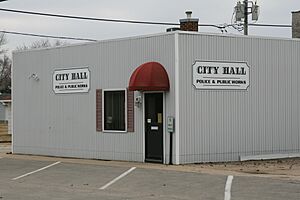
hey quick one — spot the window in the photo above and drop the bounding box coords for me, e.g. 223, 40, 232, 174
103, 90, 126, 131
96, 88, 134, 132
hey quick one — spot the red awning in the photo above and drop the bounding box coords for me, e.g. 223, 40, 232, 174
129, 62, 170, 91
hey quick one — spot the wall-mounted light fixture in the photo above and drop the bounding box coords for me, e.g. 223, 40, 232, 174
134, 96, 142, 107
29, 73, 39, 81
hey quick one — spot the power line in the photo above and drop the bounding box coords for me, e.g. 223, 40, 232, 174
248, 23, 292, 28
222, 22, 292, 33
0, 7, 293, 41
0, 8, 219, 28
0, 8, 179, 26
0, 30, 98, 42
0, 8, 293, 29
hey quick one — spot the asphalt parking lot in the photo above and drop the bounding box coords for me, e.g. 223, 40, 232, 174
0, 155, 299, 200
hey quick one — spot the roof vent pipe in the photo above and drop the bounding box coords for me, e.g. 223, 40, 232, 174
186, 11, 192, 19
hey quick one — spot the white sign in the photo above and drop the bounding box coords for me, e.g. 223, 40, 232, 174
53, 67, 90, 94
193, 61, 249, 90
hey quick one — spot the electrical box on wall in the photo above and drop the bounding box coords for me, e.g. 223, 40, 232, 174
167, 116, 175, 133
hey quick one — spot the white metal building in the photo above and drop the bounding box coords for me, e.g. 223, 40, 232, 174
12, 30, 300, 164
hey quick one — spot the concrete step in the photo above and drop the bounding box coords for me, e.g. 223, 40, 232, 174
0, 142, 11, 153
0, 134, 11, 143
0, 123, 10, 142
0, 124, 8, 128
0, 124, 8, 133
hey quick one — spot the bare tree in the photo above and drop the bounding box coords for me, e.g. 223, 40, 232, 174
0, 55, 11, 93
0, 33, 11, 93
0, 33, 7, 54
17, 39, 69, 51
0, 38, 69, 93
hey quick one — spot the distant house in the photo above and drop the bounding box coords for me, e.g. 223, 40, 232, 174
0, 94, 12, 135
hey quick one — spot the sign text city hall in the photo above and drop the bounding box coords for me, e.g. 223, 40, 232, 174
193, 61, 249, 90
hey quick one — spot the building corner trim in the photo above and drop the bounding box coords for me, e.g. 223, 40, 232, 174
174, 33, 180, 164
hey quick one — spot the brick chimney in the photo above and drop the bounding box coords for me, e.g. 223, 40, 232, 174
292, 11, 300, 38
180, 11, 199, 32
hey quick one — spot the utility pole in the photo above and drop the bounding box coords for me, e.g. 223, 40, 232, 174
234, 1, 259, 35
244, 0, 248, 35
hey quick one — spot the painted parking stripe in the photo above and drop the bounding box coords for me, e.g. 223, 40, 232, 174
224, 175, 234, 200
99, 167, 136, 190
12, 161, 61, 180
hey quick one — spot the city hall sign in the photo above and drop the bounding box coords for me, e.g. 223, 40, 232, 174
53, 67, 90, 94
193, 61, 249, 90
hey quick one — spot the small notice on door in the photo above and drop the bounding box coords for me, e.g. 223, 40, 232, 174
157, 113, 162, 124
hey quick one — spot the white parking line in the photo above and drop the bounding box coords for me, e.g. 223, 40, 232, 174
12, 161, 61, 180
99, 167, 136, 190
224, 175, 234, 200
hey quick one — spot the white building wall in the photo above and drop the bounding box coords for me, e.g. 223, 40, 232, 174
177, 32, 300, 163
13, 33, 176, 163
13, 31, 300, 164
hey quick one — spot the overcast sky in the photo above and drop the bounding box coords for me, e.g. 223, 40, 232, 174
0, 0, 299, 54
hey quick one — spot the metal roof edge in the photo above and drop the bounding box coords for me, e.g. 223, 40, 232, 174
176, 31, 300, 42
12, 30, 300, 56
12, 31, 177, 55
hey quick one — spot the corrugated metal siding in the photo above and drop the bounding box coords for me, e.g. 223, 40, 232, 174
178, 33, 300, 163
13, 33, 175, 162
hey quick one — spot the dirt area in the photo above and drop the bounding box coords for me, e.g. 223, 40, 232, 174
184, 158, 300, 180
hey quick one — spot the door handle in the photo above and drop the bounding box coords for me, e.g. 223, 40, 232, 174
151, 126, 159, 130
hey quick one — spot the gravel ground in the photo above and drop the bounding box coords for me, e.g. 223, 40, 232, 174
187, 158, 300, 180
